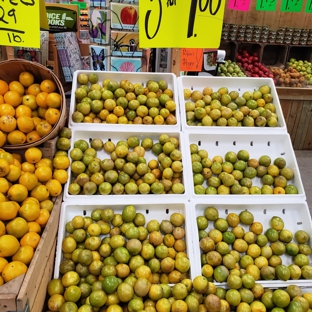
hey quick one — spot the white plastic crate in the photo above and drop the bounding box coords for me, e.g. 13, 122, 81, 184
178, 76, 287, 134
192, 201, 312, 288
69, 70, 181, 132
54, 201, 197, 282
63, 129, 189, 203
186, 132, 305, 202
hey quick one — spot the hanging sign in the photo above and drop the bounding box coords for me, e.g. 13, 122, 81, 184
305, 0, 312, 12
281, 0, 303, 12
139, 0, 226, 48
228, 0, 251, 11
180, 48, 203, 71
256, 0, 278, 11
0, 0, 40, 48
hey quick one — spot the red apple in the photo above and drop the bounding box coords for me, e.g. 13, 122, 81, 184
120, 6, 138, 25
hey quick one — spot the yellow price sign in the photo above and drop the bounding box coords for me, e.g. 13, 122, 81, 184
139, 0, 225, 48
0, 0, 40, 48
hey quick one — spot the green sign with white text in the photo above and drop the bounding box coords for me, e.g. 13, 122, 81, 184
46, 6, 77, 32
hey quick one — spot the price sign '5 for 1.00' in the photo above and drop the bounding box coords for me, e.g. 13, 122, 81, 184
139, 0, 226, 48
0, 0, 40, 48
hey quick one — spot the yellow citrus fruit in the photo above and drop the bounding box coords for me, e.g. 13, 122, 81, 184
45, 108, 60, 125
0, 256, 8, 273
40, 79, 57, 93
0, 115, 17, 132
7, 183, 28, 202
21, 162, 35, 173
11, 153, 22, 163
0, 177, 10, 193
6, 164, 21, 182
34, 208, 50, 226
0, 80, 9, 95
30, 184, 50, 202
26, 83, 41, 96
0, 131, 7, 147
15, 104, 32, 118
9, 80, 25, 95
46, 92, 61, 109
6, 217, 29, 238
0, 159, 10, 177
27, 221, 41, 234
19, 201, 41, 221
19, 71, 35, 87
26, 130, 41, 144
35, 165, 52, 183
36, 120, 52, 137
24, 147, 42, 164
46, 179, 62, 197
40, 199, 54, 212
0, 103, 15, 116
22, 197, 39, 206
0, 234, 20, 257
12, 245, 34, 265
19, 172, 38, 191
4, 90, 22, 107
0, 151, 14, 164
35, 157, 53, 169
32, 117, 42, 127
0, 192, 7, 203
7, 130, 26, 145
20, 231, 41, 248
35, 92, 49, 108
0, 201, 19, 221
53, 169, 68, 184
17, 116, 35, 133
2, 260, 28, 283
0, 220, 5, 235
53, 155, 70, 170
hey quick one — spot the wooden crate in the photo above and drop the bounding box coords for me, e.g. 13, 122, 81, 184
0, 194, 63, 312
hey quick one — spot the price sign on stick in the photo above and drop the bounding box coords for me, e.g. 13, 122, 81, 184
0, 0, 40, 48
305, 0, 312, 12
228, 0, 251, 12
180, 48, 203, 71
281, 0, 303, 12
139, 0, 226, 48
256, 0, 278, 11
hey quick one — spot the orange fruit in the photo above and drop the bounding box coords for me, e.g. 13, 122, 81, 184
52, 155, 70, 170
0, 201, 19, 221
7, 183, 28, 202
22, 197, 39, 206
31, 110, 38, 117
46, 179, 62, 197
21, 162, 35, 173
12, 153, 22, 163
0, 257, 8, 274
19, 201, 41, 221
19, 71, 35, 87
13, 158, 21, 169
35, 92, 49, 108
26, 83, 41, 96
0, 103, 15, 116
53, 169, 68, 184
0, 151, 13, 165
0, 95, 3, 104
4, 91, 22, 107
25, 147, 42, 164
9, 81, 24, 96
2, 260, 28, 283
0, 131, 7, 147
0, 234, 20, 257
26, 131, 41, 144
40, 79, 57, 93
46, 92, 61, 108
0, 220, 5, 236
0, 80, 9, 95
36, 120, 52, 137
30, 184, 50, 202
22, 94, 37, 110
40, 199, 54, 212
20, 231, 41, 248
6, 216, 29, 238
35, 158, 53, 169
19, 172, 38, 191
12, 245, 34, 265
27, 221, 42, 234
32, 117, 41, 127
37, 107, 47, 119
35, 208, 50, 226
45, 108, 60, 125
15, 104, 32, 118
0, 177, 10, 193
5, 164, 21, 182
0, 115, 17, 132
35, 166, 52, 183
7, 130, 26, 145
17, 116, 35, 133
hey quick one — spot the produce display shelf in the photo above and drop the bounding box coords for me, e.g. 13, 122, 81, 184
178, 76, 287, 134
63, 129, 189, 203
192, 201, 312, 288
54, 201, 196, 281
69, 70, 181, 132
186, 132, 306, 202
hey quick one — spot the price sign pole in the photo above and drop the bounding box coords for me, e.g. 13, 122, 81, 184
139, 0, 226, 49
0, 0, 40, 48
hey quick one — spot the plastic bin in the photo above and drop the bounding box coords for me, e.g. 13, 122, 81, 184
54, 201, 197, 282
69, 70, 181, 132
178, 76, 287, 134
192, 201, 312, 288
63, 129, 189, 203
186, 132, 305, 202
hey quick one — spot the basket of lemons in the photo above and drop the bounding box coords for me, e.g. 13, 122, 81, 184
0, 59, 67, 149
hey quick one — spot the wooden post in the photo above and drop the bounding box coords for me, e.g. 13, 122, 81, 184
170, 48, 181, 76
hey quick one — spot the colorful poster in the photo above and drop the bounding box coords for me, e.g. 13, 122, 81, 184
111, 57, 142, 72
228, 0, 251, 11
180, 48, 203, 72
281, 0, 303, 12
139, 0, 225, 48
111, 31, 142, 56
110, 3, 138, 31
256, 0, 278, 11
89, 9, 109, 44
89, 45, 109, 71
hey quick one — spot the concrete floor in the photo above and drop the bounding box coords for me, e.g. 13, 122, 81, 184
295, 150, 312, 213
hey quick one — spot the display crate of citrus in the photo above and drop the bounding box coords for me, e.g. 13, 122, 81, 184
0, 59, 67, 149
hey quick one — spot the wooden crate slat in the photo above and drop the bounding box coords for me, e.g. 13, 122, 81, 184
288, 100, 303, 144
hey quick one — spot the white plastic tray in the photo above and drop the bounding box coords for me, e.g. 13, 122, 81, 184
63, 129, 189, 203
178, 76, 287, 134
69, 70, 181, 132
54, 201, 197, 281
186, 132, 306, 202
192, 201, 312, 288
